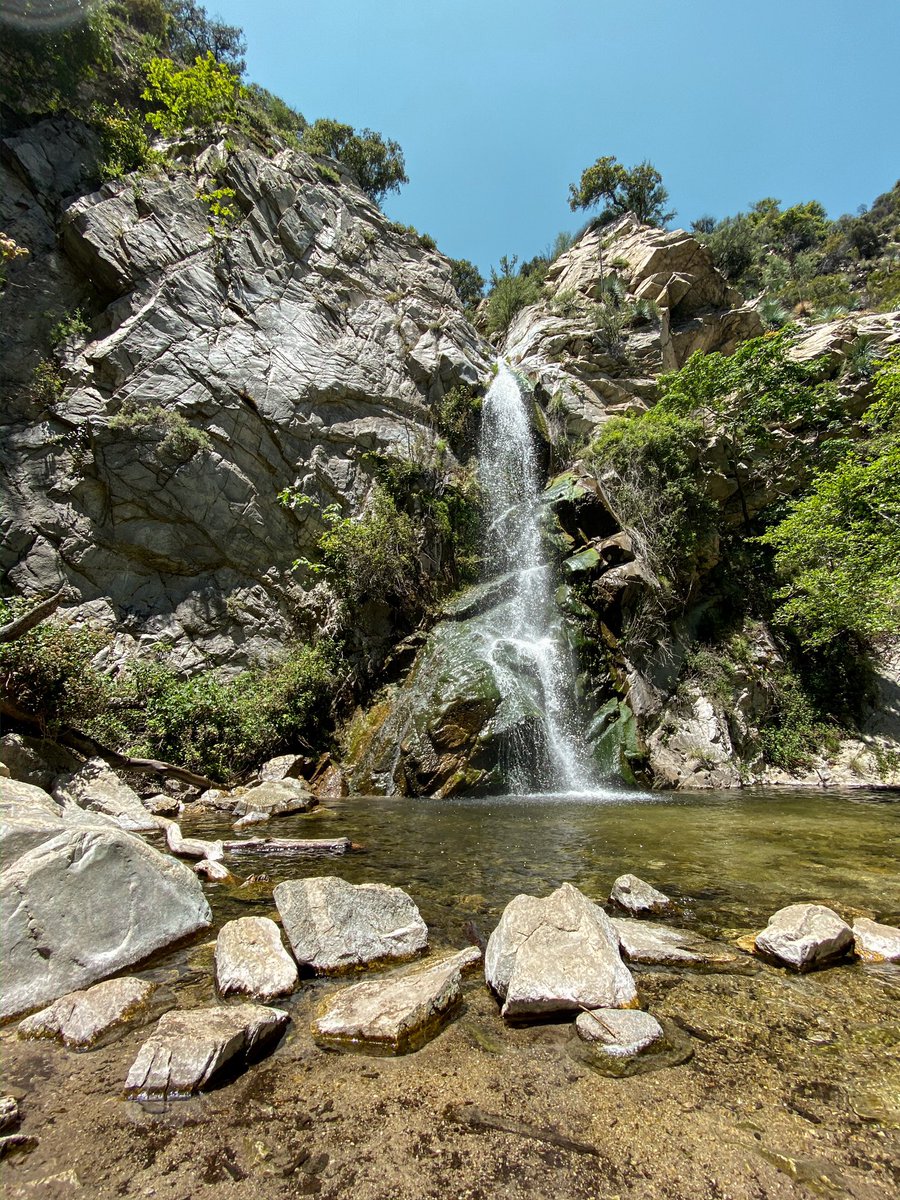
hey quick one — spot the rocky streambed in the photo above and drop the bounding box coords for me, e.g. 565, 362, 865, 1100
1, 780, 898, 1199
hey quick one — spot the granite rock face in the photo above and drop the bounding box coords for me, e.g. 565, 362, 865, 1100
125, 1004, 288, 1098
755, 903, 853, 971
215, 916, 299, 1001
273, 876, 428, 972
485, 882, 637, 1019
17, 976, 154, 1048
0, 827, 211, 1018
0, 119, 490, 673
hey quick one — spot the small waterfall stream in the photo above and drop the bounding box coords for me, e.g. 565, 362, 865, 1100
477, 362, 595, 792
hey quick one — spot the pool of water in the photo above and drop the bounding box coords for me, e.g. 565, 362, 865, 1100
183, 787, 900, 947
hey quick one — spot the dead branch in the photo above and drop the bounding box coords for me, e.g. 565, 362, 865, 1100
0, 589, 68, 644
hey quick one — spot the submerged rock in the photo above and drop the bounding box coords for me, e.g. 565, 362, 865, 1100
575, 1008, 664, 1056
609, 874, 673, 915
852, 917, 900, 963
0, 827, 211, 1019
755, 903, 853, 971
611, 917, 743, 968
485, 882, 637, 1019
274, 876, 428, 972
232, 779, 316, 818
311, 947, 480, 1054
53, 759, 159, 833
125, 1004, 288, 1099
17, 977, 154, 1048
215, 916, 298, 1001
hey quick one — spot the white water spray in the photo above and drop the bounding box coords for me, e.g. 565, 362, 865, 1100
477, 363, 596, 792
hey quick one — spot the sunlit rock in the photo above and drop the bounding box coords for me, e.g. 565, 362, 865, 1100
755, 903, 853, 971
215, 916, 298, 1001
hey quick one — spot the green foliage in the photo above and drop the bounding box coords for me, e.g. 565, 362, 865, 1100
449, 258, 485, 310
483, 256, 543, 335
588, 408, 715, 583
29, 361, 65, 407
300, 119, 407, 205
239, 83, 305, 144
142, 51, 241, 136
436, 385, 482, 458
91, 100, 161, 179
162, 0, 246, 74
0, 0, 113, 114
569, 155, 673, 227
118, 644, 333, 780
108, 401, 212, 460
0, 600, 111, 731
758, 667, 839, 769
198, 185, 238, 233
50, 308, 91, 348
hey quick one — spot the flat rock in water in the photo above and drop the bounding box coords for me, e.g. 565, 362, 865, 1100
485, 882, 637, 1019
312, 947, 479, 1054
755, 903, 853, 971
215, 916, 298, 1001
232, 779, 316, 818
53, 758, 159, 833
852, 917, 900, 963
274, 876, 428, 972
611, 917, 743, 967
165, 821, 224, 862
0, 827, 211, 1019
17, 976, 154, 1048
575, 1008, 664, 1056
125, 1004, 288, 1099
609, 873, 673, 915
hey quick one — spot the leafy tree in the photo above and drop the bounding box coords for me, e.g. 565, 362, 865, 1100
569, 155, 673, 227
142, 51, 241, 136
163, 0, 246, 74
300, 119, 408, 205
449, 258, 485, 310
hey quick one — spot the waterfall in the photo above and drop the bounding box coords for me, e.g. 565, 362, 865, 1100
477, 362, 595, 793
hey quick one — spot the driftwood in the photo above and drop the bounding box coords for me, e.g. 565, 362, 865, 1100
224, 836, 352, 856
0, 589, 68, 644
445, 1103, 601, 1157
0, 697, 219, 791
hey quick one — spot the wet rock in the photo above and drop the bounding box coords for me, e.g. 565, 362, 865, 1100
852, 917, 900, 963
233, 810, 269, 828
0, 1096, 19, 1134
215, 916, 298, 1001
575, 1008, 664, 1056
53, 759, 158, 833
165, 821, 224, 861
1, 827, 211, 1018
125, 1004, 289, 1099
755, 903, 853, 971
232, 779, 317, 818
17, 977, 154, 1048
312, 947, 479, 1054
609, 873, 672, 915
485, 882, 637, 1019
274, 876, 428, 972
194, 857, 232, 882
612, 917, 743, 967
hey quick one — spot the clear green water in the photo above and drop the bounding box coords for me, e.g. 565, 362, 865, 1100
185, 788, 900, 946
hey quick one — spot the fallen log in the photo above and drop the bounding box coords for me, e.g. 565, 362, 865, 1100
0, 588, 68, 643
224, 836, 352, 856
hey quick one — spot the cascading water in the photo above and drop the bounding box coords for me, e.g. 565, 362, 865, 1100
477, 362, 596, 793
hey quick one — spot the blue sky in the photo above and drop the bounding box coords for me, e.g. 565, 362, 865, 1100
213, 0, 900, 277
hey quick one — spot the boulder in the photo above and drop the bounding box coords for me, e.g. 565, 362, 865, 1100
53, 758, 159, 833
232, 779, 317, 818
312, 947, 480, 1054
258, 754, 311, 783
125, 1004, 289, 1099
0, 827, 211, 1018
273, 876, 428, 973
852, 917, 900, 963
611, 918, 742, 968
1, 811, 65, 870
0, 734, 81, 792
143, 793, 181, 817
485, 882, 637, 1019
609, 874, 673, 915
575, 1008, 664, 1057
194, 858, 232, 882
165, 821, 224, 862
17, 977, 154, 1048
755, 903, 853, 971
0, 776, 62, 819
215, 916, 298, 1001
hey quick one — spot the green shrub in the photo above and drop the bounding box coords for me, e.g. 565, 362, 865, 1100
300, 119, 407, 205
449, 258, 485, 311
29, 361, 64, 407
483, 257, 543, 335
50, 308, 91, 348
142, 51, 241, 136
0, 601, 112, 732
198, 185, 238, 233
0, 0, 113, 114
436, 385, 482, 457
758, 667, 838, 769
108, 401, 212, 460
91, 101, 160, 179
